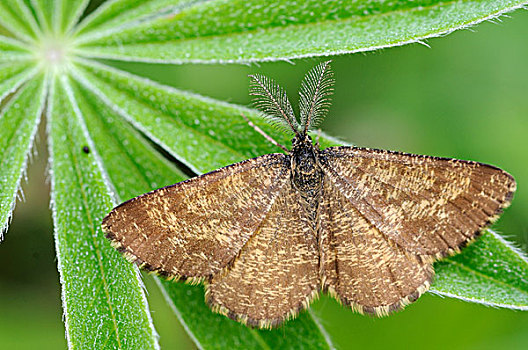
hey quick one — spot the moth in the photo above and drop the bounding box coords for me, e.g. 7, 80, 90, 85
102, 61, 516, 328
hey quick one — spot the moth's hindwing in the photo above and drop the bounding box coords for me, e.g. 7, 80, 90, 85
319, 178, 433, 316
206, 181, 320, 329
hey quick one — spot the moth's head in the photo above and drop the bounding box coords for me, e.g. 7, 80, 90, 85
291, 133, 313, 149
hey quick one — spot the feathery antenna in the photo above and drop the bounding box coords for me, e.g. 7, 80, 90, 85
299, 61, 334, 134
249, 74, 299, 134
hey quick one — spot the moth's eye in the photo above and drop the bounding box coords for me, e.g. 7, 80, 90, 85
292, 137, 297, 145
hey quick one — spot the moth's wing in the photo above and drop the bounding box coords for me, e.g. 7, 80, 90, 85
102, 153, 290, 280
206, 183, 320, 328
320, 146, 516, 258
320, 179, 433, 315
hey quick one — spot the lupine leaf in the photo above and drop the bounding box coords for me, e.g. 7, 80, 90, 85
158, 278, 334, 349
73, 0, 528, 63
0, 35, 32, 61
74, 0, 198, 38
0, 0, 527, 348
29, 0, 54, 33
56, 0, 90, 34
47, 74, 159, 350
432, 230, 528, 309
0, 0, 40, 42
0, 61, 37, 102
0, 73, 46, 237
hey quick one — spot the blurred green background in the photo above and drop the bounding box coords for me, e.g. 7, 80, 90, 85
1, 9, 528, 350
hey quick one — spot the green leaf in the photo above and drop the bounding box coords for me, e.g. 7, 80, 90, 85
66, 73, 186, 200
47, 74, 159, 350
0, 0, 41, 42
432, 230, 528, 309
0, 73, 46, 237
0, 35, 33, 61
67, 61, 335, 349
29, 0, 54, 33
1, 0, 527, 348
27, 0, 89, 35
74, 0, 195, 37
56, 0, 90, 35
0, 60, 38, 102
73, 0, 528, 63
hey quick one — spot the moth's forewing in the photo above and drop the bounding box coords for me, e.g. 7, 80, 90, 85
102, 153, 289, 280
320, 146, 516, 258
206, 182, 320, 329
319, 179, 433, 316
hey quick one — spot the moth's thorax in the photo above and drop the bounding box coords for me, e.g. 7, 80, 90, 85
290, 135, 324, 197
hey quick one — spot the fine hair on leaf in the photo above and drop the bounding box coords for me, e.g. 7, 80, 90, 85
249, 73, 299, 133
299, 60, 334, 134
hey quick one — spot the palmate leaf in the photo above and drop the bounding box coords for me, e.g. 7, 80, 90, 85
0, 0, 40, 42
0, 60, 38, 103
56, 0, 91, 34
69, 58, 339, 172
30, 0, 91, 35
73, 0, 194, 36
30, 0, 54, 33
0, 35, 32, 62
0, 0, 527, 349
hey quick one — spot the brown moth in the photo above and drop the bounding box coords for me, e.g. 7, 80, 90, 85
102, 61, 516, 329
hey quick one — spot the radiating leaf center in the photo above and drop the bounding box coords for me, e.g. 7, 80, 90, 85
37, 36, 72, 73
